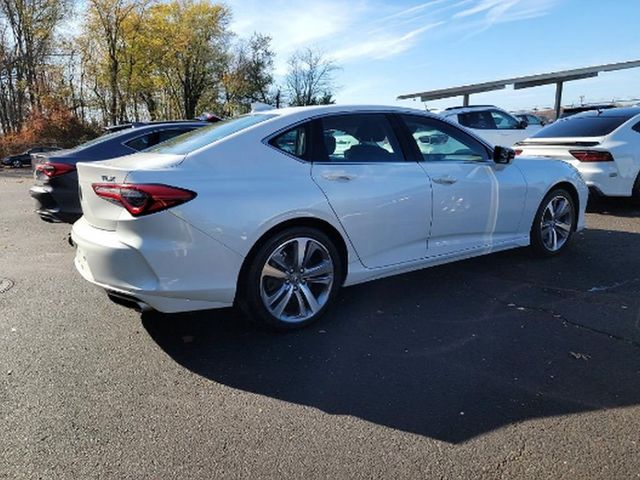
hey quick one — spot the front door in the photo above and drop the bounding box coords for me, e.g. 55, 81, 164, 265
399, 114, 526, 257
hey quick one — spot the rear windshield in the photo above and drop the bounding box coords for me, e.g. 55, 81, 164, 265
148, 114, 277, 154
533, 115, 630, 138
68, 129, 132, 151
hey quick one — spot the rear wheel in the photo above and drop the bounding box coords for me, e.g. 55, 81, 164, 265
12, 159, 22, 168
530, 188, 576, 257
239, 227, 343, 330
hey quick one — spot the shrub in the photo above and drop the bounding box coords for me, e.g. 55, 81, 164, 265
0, 100, 101, 158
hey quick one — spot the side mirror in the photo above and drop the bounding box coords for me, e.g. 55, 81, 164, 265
517, 120, 528, 129
493, 146, 515, 164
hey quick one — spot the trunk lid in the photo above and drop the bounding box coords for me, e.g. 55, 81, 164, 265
77, 152, 184, 230
516, 136, 605, 163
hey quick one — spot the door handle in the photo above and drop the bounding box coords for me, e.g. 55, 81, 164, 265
432, 176, 457, 185
322, 172, 355, 182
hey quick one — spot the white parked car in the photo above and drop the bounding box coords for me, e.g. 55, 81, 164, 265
516, 107, 640, 198
71, 105, 587, 329
441, 105, 541, 146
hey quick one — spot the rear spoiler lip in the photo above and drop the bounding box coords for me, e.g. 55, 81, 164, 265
515, 140, 601, 147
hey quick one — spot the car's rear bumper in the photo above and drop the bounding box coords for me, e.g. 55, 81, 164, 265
29, 185, 82, 223
71, 215, 244, 313
572, 161, 634, 197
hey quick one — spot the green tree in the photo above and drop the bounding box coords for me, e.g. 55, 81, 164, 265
222, 32, 275, 115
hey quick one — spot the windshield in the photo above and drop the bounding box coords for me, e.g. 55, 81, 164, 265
533, 115, 632, 138
148, 114, 277, 155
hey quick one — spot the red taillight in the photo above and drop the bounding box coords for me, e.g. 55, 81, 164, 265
514, 149, 523, 156
91, 183, 196, 217
569, 150, 614, 162
36, 161, 76, 178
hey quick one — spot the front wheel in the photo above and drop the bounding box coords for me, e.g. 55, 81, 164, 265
239, 227, 344, 330
530, 188, 576, 257
12, 159, 22, 168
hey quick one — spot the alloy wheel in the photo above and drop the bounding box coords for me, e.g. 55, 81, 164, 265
259, 237, 334, 323
540, 195, 573, 252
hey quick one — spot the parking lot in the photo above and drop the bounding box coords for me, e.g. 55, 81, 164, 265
1, 167, 640, 479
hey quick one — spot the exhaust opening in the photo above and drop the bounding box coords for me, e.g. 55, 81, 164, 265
106, 290, 153, 313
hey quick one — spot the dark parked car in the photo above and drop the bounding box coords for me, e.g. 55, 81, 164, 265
559, 104, 617, 118
30, 121, 210, 223
2, 146, 62, 168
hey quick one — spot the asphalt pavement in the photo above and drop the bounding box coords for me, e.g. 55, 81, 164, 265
1, 167, 640, 479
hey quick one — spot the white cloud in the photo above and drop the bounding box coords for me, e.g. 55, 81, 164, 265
331, 22, 444, 62
224, 0, 560, 77
454, 0, 558, 25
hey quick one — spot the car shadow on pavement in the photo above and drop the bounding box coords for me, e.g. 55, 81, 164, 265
142, 228, 640, 444
587, 195, 640, 217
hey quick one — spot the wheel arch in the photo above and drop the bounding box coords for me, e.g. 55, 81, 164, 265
537, 181, 580, 231
236, 217, 350, 299
543, 181, 580, 231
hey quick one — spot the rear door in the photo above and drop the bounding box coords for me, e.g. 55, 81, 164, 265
457, 111, 502, 145
308, 113, 432, 268
488, 109, 529, 146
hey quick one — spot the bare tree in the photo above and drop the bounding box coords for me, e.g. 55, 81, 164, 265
285, 48, 338, 106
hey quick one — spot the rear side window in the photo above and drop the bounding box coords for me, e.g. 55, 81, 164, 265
534, 116, 630, 138
269, 125, 308, 159
148, 114, 276, 154
458, 111, 497, 130
315, 114, 404, 163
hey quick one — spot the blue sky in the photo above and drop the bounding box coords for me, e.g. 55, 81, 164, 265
227, 0, 640, 111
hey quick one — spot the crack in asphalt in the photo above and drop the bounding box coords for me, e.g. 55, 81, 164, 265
477, 286, 640, 350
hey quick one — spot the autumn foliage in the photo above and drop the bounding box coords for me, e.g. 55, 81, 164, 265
0, 100, 100, 158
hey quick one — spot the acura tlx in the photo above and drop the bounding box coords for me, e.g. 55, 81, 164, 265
72, 105, 587, 330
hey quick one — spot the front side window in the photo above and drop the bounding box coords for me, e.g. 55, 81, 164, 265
402, 115, 487, 162
490, 110, 520, 129
269, 125, 308, 159
527, 115, 542, 125
316, 114, 403, 163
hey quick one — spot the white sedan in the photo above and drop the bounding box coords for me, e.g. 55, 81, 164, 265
515, 107, 640, 199
439, 105, 541, 146
72, 105, 587, 329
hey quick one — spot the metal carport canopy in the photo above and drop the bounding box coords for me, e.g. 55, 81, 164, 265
397, 59, 640, 117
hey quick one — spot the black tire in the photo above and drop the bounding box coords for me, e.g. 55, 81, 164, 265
632, 173, 640, 204
530, 188, 576, 257
238, 227, 344, 331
